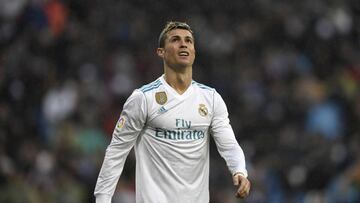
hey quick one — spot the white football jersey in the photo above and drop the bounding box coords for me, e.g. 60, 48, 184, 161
94, 75, 248, 203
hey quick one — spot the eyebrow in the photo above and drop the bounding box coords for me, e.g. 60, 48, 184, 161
169, 35, 194, 40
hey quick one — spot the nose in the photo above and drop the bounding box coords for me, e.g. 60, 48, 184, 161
179, 39, 187, 48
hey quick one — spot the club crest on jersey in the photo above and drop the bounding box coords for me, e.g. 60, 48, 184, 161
198, 104, 208, 117
155, 91, 167, 105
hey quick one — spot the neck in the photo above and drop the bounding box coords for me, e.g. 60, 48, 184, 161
164, 65, 192, 95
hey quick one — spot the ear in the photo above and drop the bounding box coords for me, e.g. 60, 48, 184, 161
157, 48, 164, 58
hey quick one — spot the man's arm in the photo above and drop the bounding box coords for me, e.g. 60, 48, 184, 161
94, 90, 147, 203
210, 91, 250, 198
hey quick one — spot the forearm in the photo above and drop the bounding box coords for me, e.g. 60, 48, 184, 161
214, 130, 248, 177
94, 138, 134, 198
211, 91, 248, 177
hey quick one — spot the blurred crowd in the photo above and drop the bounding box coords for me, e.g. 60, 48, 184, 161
1, 0, 360, 202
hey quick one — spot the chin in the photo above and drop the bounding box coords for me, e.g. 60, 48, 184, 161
178, 59, 194, 66
173, 63, 191, 70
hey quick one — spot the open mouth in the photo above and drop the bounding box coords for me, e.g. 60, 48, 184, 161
179, 51, 189, 56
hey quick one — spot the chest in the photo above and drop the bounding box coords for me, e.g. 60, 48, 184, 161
147, 92, 213, 131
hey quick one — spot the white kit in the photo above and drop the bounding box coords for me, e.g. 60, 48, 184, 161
94, 75, 248, 203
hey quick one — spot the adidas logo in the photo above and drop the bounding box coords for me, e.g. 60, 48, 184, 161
159, 106, 167, 113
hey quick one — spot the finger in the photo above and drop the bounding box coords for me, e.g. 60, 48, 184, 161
237, 190, 249, 198
236, 180, 250, 198
236, 187, 249, 198
239, 177, 247, 192
236, 189, 248, 198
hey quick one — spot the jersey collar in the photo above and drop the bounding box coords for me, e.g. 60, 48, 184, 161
160, 75, 194, 100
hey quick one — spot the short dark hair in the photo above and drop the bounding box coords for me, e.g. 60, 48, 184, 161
158, 21, 194, 48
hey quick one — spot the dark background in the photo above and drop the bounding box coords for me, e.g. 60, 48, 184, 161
0, 0, 359, 202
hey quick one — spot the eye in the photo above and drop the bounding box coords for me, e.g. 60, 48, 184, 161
170, 37, 179, 42
184, 37, 194, 44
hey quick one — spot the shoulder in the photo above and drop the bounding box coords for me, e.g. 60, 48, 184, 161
191, 80, 215, 93
125, 89, 146, 105
138, 78, 164, 94
192, 81, 225, 103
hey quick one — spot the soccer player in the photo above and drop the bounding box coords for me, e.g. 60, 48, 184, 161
94, 21, 251, 203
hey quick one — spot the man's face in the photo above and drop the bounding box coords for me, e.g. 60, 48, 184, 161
157, 29, 195, 69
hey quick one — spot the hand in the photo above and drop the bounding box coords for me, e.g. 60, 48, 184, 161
233, 172, 251, 198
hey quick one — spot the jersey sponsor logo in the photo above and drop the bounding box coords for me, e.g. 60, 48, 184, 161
198, 104, 208, 117
176, 118, 191, 128
154, 118, 205, 140
155, 91, 167, 105
154, 127, 205, 140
